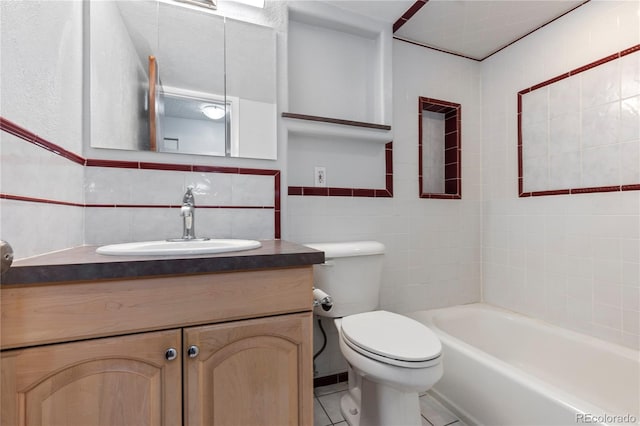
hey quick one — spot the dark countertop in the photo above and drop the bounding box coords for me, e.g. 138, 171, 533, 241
1, 240, 324, 286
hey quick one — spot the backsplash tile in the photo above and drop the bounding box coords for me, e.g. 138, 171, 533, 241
186, 172, 234, 206
231, 174, 274, 206
1, 117, 282, 256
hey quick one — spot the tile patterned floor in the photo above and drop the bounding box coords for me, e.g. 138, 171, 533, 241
314, 382, 466, 426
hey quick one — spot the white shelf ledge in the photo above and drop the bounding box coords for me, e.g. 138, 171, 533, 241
282, 113, 392, 143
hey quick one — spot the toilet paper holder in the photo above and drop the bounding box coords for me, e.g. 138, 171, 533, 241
312, 287, 333, 311
1, 240, 14, 275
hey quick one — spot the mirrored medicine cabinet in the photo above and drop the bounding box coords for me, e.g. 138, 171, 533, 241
88, 0, 277, 160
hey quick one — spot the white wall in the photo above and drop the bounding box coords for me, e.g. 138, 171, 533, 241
481, 0, 640, 349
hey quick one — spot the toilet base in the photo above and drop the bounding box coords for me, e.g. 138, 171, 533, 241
340, 375, 423, 426
340, 391, 360, 426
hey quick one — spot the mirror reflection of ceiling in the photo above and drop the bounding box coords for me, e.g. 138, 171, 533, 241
115, 0, 224, 94
329, 0, 588, 61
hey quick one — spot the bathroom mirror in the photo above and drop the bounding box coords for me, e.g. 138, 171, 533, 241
418, 97, 462, 199
88, 0, 277, 159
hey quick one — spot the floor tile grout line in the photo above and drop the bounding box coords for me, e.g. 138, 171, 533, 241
316, 388, 461, 426
315, 388, 348, 397
423, 414, 435, 426
315, 396, 334, 426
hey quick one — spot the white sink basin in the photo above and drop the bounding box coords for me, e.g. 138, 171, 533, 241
96, 239, 262, 256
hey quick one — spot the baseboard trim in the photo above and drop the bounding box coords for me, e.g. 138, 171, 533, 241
314, 371, 348, 388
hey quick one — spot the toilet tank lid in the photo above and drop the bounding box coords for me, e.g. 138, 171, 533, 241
304, 241, 385, 258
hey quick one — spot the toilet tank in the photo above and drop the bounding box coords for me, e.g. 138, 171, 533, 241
305, 241, 385, 318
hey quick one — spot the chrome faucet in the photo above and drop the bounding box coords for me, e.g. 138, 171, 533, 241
167, 187, 209, 242
180, 187, 197, 240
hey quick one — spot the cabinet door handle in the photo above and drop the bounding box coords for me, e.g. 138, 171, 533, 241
187, 345, 200, 358
165, 347, 178, 361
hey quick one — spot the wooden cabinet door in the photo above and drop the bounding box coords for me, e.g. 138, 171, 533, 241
184, 313, 313, 426
1, 330, 182, 426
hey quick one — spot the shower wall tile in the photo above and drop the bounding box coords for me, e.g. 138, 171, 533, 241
620, 53, 640, 99
519, 43, 639, 195
483, 0, 640, 350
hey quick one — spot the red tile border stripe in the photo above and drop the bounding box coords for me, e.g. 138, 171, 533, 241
1, 117, 86, 166
393, 37, 480, 62
1, 195, 276, 210
0, 193, 84, 207
0, 116, 282, 238
394, 1, 589, 62
622, 184, 640, 191
393, 0, 428, 33
85, 159, 140, 169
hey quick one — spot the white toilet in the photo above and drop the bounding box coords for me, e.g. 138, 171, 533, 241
306, 241, 443, 426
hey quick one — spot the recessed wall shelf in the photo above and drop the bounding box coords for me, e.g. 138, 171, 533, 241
285, 2, 393, 197
419, 97, 462, 199
286, 2, 392, 127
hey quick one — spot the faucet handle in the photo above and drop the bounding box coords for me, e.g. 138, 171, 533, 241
183, 186, 195, 205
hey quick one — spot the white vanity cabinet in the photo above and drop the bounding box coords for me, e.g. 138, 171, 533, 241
1, 266, 314, 426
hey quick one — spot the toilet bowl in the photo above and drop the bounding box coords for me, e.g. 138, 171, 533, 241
305, 241, 443, 426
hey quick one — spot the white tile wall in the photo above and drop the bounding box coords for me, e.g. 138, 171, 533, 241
1, 134, 84, 204
0, 199, 84, 259
290, 40, 483, 376
482, 0, 640, 349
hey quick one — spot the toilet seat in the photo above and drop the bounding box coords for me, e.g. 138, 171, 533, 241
340, 311, 442, 368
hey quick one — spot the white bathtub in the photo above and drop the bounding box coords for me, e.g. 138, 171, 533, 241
408, 303, 639, 426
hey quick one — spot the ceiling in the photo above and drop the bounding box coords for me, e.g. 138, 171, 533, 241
327, 0, 588, 61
